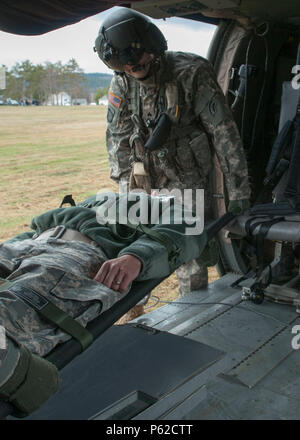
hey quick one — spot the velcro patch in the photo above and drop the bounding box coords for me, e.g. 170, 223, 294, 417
107, 107, 115, 123
108, 92, 122, 108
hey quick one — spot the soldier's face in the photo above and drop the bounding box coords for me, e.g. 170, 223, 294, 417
123, 52, 152, 79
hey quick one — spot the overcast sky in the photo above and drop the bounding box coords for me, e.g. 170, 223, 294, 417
0, 7, 216, 74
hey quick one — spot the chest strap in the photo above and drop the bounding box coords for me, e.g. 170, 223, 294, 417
0, 279, 93, 352
128, 76, 140, 115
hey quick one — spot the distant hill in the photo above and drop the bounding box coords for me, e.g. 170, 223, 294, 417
84, 73, 113, 92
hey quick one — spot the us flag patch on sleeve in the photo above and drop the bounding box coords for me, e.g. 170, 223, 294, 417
108, 92, 122, 108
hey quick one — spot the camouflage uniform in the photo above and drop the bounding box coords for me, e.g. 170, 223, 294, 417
0, 239, 111, 356
0, 194, 207, 357
106, 51, 251, 294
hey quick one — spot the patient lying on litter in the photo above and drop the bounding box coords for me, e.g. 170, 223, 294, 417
0, 192, 207, 417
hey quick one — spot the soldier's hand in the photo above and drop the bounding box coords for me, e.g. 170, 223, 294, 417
93, 254, 142, 293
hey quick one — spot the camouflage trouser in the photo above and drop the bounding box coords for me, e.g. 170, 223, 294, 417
176, 257, 208, 297
0, 237, 129, 357
0, 331, 25, 392
174, 186, 211, 296
0, 333, 21, 391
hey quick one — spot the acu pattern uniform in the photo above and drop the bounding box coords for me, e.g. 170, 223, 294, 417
106, 51, 251, 295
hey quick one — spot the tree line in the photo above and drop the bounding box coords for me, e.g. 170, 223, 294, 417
1, 59, 91, 104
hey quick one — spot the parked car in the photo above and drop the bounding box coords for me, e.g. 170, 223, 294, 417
6, 98, 19, 105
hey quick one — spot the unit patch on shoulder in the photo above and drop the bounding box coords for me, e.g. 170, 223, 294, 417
108, 92, 122, 108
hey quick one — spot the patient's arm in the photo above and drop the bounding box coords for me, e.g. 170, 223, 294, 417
93, 254, 142, 294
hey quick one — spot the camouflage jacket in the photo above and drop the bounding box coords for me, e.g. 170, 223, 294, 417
106, 51, 251, 201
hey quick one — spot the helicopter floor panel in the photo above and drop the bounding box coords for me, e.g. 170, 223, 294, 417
131, 274, 300, 419
21, 324, 223, 420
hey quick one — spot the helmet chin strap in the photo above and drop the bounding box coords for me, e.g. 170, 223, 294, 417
131, 63, 146, 72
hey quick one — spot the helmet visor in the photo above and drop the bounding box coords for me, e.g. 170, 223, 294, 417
118, 46, 144, 65
95, 16, 150, 71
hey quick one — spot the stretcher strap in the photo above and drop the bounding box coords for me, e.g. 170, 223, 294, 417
0, 279, 93, 352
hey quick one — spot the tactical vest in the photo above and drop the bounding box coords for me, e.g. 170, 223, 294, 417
125, 52, 213, 191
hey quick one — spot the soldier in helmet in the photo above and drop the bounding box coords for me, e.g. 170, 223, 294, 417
94, 7, 251, 297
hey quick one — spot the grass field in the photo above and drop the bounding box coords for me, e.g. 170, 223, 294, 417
0, 105, 218, 314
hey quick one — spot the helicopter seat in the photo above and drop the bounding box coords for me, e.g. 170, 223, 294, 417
226, 76, 300, 244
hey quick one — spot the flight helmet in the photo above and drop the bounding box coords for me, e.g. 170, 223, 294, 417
94, 7, 167, 72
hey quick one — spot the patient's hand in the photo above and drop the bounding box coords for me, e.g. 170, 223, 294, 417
93, 254, 142, 294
